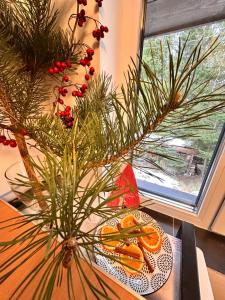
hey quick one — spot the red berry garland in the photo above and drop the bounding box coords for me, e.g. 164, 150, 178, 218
48, 0, 108, 130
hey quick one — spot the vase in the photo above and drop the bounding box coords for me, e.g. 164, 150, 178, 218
5, 159, 41, 211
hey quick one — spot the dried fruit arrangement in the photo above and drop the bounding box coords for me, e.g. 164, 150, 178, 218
100, 214, 162, 274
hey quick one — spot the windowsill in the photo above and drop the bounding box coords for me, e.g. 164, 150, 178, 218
137, 178, 197, 207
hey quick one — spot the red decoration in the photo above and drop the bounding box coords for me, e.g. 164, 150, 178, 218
107, 164, 140, 208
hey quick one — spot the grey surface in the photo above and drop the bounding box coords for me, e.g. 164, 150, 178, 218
145, 0, 225, 37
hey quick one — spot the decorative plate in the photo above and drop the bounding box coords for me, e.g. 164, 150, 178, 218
94, 210, 173, 295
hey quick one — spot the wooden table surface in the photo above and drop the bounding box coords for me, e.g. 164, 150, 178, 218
0, 200, 143, 300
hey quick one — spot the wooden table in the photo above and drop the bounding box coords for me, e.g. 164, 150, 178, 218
0, 200, 143, 300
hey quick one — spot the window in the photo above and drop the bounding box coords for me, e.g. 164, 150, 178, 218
136, 2, 225, 211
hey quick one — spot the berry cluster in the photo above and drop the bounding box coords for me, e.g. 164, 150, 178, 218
95, 0, 103, 7
92, 25, 108, 41
56, 106, 75, 128
80, 48, 94, 67
78, 0, 87, 5
72, 83, 88, 98
77, 9, 86, 27
48, 61, 72, 75
0, 135, 17, 148
58, 87, 68, 97
48, 0, 108, 130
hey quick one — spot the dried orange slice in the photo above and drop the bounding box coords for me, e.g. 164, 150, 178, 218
101, 226, 120, 251
120, 214, 138, 229
138, 225, 161, 252
120, 243, 144, 274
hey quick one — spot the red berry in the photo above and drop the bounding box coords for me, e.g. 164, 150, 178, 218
85, 74, 90, 81
104, 26, 109, 32
80, 9, 85, 16
67, 122, 73, 128
48, 68, 55, 75
84, 58, 91, 66
63, 75, 69, 82
65, 106, 71, 111
90, 67, 95, 73
92, 30, 97, 38
77, 91, 84, 97
57, 98, 64, 104
61, 62, 67, 69
55, 61, 61, 68
80, 59, 86, 66
0, 135, 6, 143
53, 67, 59, 74
87, 48, 94, 56
78, 20, 84, 27
72, 90, 78, 97
81, 84, 88, 92
9, 139, 17, 148
3, 140, 10, 146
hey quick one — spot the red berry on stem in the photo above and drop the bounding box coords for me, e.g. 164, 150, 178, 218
85, 74, 90, 80
9, 139, 17, 148
63, 75, 69, 82
3, 140, 10, 146
81, 84, 88, 92
61, 62, 67, 69
57, 98, 64, 105
80, 9, 85, 16
55, 61, 61, 68
78, 20, 84, 27
48, 68, 55, 75
0, 135, 6, 143
53, 67, 59, 74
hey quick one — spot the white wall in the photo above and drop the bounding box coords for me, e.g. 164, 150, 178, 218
99, 0, 144, 85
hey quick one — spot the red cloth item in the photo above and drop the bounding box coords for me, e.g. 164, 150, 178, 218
107, 164, 140, 208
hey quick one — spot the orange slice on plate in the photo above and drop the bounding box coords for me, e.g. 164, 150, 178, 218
138, 225, 161, 252
101, 225, 120, 251
120, 243, 144, 274
120, 214, 138, 229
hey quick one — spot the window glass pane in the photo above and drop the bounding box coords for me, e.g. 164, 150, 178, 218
135, 22, 225, 207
